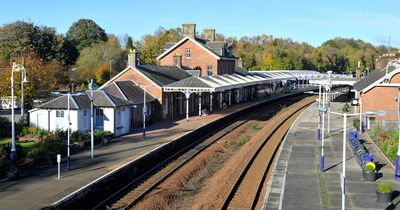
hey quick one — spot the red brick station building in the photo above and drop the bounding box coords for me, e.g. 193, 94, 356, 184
30, 23, 321, 136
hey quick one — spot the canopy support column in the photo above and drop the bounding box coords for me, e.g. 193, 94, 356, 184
210, 93, 213, 112
198, 92, 202, 116
236, 89, 240, 103
228, 91, 232, 106
184, 91, 192, 121
219, 92, 223, 109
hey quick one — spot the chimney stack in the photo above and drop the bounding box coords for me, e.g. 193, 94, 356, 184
173, 54, 182, 68
128, 49, 139, 66
182, 22, 196, 38
203, 28, 215, 42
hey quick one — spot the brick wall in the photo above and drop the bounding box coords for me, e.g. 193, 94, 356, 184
113, 67, 163, 104
159, 39, 219, 76
361, 72, 400, 121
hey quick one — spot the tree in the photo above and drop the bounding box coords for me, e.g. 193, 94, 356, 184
0, 54, 61, 109
74, 35, 126, 84
66, 19, 107, 51
0, 21, 78, 66
137, 27, 183, 64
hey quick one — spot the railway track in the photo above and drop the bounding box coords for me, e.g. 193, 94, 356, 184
95, 94, 311, 210
221, 97, 314, 210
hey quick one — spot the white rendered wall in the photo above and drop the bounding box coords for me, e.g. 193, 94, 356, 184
115, 107, 130, 136
103, 108, 115, 134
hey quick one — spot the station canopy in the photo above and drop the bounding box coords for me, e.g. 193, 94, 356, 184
163, 70, 325, 93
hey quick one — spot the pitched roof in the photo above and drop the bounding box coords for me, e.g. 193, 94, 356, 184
38, 94, 87, 110
106, 81, 156, 104
136, 65, 192, 86
353, 67, 396, 92
37, 90, 132, 110
157, 36, 236, 60
164, 77, 212, 89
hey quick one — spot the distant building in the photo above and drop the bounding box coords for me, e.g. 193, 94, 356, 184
157, 23, 238, 77
375, 53, 400, 70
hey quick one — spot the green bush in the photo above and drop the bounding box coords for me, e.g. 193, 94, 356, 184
377, 183, 393, 193
0, 117, 12, 138
23, 135, 66, 165
342, 103, 350, 112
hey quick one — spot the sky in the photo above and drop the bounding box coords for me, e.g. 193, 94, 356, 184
1, 0, 400, 48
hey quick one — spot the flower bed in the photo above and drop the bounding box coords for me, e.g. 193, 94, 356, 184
368, 124, 398, 163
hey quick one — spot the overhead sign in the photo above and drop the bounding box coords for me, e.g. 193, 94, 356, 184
351, 98, 359, 106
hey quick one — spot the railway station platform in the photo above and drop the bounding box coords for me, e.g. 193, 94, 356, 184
264, 99, 400, 209
0, 90, 310, 210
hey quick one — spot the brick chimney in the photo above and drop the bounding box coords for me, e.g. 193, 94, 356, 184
173, 54, 182, 68
128, 49, 139, 66
203, 28, 215, 42
182, 22, 196, 38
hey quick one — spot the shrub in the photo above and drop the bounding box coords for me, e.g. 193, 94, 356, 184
0, 117, 11, 137
377, 183, 393, 193
342, 103, 350, 112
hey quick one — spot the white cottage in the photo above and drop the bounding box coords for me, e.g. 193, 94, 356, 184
29, 90, 133, 136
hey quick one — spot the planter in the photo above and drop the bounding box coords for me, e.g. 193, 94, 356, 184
363, 170, 377, 182
376, 191, 392, 203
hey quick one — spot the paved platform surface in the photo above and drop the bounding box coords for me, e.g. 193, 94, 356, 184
264, 99, 400, 209
0, 91, 306, 210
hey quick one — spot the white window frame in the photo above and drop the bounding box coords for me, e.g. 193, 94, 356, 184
185, 48, 191, 59
56, 110, 64, 118
82, 110, 88, 129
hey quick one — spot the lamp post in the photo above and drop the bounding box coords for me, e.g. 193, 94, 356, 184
20, 59, 28, 122
325, 110, 384, 210
10, 62, 27, 166
66, 92, 71, 171
143, 86, 146, 138
89, 79, 98, 159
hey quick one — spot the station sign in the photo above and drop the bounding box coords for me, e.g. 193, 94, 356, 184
351, 98, 359, 106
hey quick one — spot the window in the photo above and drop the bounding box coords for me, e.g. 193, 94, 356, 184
82, 110, 88, 129
95, 109, 104, 127
207, 65, 213, 76
185, 48, 191, 58
56, 110, 64, 118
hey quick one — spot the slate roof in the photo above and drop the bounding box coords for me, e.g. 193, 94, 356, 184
164, 77, 211, 88
112, 81, 156, 104
136, 65, 192, 86
235, 67, 249, 76
37, 90, 132, 110
353, 67, 395, 92
38, 94, 89, 110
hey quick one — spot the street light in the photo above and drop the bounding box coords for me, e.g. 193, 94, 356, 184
10, 62, 27, 167
89, 79, 98, 159
67, 92, 71, 171
20, 60, 28, 122
326, 110, 384, 210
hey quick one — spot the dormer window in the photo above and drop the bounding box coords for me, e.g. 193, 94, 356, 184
185, 48, 191, 59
